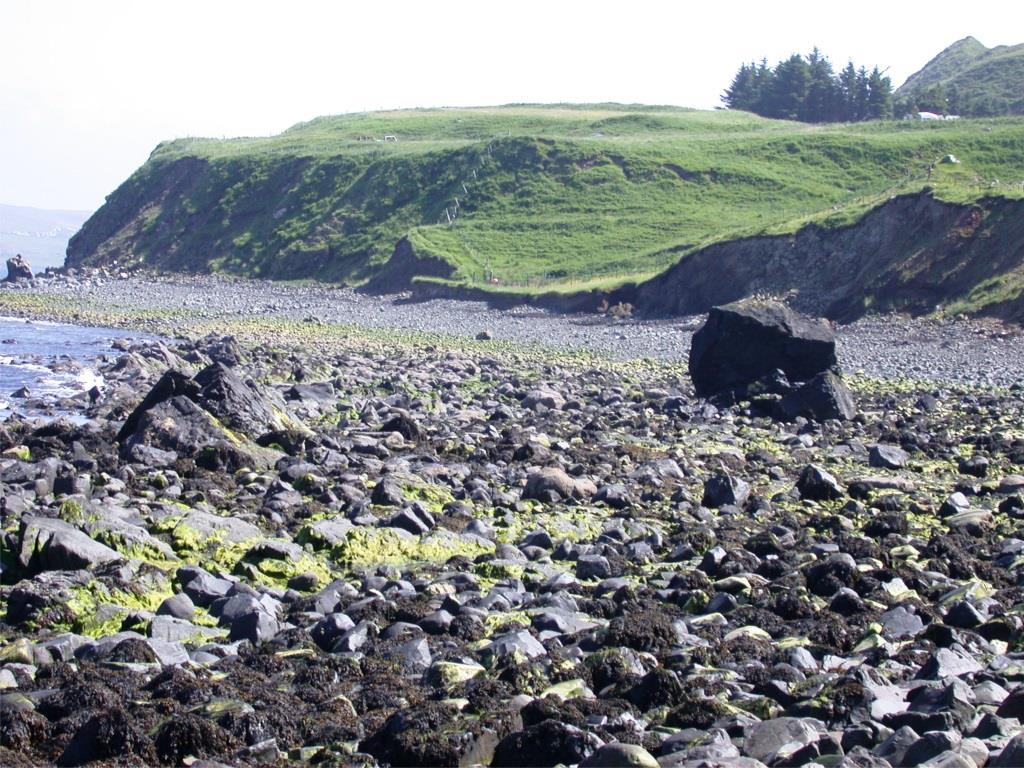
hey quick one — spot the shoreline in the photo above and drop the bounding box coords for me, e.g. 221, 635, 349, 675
2, 270, 1024, 388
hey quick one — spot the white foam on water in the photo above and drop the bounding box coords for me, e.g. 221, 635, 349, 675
32, 366, 104, 398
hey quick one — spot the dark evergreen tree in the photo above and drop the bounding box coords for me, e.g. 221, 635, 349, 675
838, 61, 860, 120
803, 47, 839, 122
866, 67, 893, 119
722, 63, 760, 111
763, 54, 810, 120
721, 49, 892, 124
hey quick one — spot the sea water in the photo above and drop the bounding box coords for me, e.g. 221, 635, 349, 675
0, 316, 154, 420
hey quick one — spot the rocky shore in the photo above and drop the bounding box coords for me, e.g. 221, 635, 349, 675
2, 274, 1024, 767
4, 269, 1024, 386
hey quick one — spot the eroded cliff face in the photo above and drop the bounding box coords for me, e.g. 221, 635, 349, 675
629, 192, 1024, 322
67, 166, 1024, 324
360, 237, 455, 294
66, 157, 215, 272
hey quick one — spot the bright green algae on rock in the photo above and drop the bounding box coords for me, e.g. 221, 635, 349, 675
330, 526, 494, 569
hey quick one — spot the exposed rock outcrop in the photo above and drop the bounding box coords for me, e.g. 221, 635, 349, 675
4, 254, 34, 282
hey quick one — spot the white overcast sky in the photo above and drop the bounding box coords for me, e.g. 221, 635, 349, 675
2, 0, 1020, 211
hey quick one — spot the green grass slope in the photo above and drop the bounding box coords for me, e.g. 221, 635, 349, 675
896, 37, 1024, 116
67, 105, 1024, 292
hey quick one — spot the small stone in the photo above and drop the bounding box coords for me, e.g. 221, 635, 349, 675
580, 743, 659, 768
228, 612, 280, 645
869, 444, 909, 469
958, 455, 989, 478
797, 464, 844, 501
576, 554, 612, 581
702, 472, 750, 508
156, 592, 195, 620
917, 648, 983, 680
743, 717, 823, 763
880, 606, 925, 639
486, 629, 546, 662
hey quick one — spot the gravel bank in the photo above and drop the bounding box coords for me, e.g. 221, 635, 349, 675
6, 271, 1024, 387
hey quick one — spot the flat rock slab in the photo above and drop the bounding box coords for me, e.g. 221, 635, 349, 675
17, 516, 122, 573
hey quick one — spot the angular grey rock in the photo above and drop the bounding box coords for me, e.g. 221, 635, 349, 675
300, 518, 354, 548
156, 592, 195, 620
938, 492, 971, 518
594, 483, 633, 509
702, 472, 750, 508
116, 370, 201, 444
228, 611, 280, 644
486, 629, 546, 662
874, 725, 920, 766
778, 371, 857, 422
371, 477, 406, 506
120, 393, 281, 470
902, 731, 961, 766
17, 516, 122, 573
149, 616, 225, 643
869, 444, 910, 469
744, 717, 824, 763
945, 600, 986, 629
797, 464, 845, 501
389, 636, 432, 672
192, 361, 294, 439
958, 455, 989, 478
974, 680, 1009, 706
689, 299, 836, 398
146, 638, 190, 666
311, 613, 356, 651
523, 467, 595, 501
576, 554, 612, 581
880, 606, 925, 639
213, 594, 265, 625
916, 648, 984, 680
916, 752, 973, 768
993, 733, 1024, 768
579, 743, 659, 767
386, 507, 431, 535
332, 620, 375, 653
522, 387, 566, 410
180, 570, 234, 607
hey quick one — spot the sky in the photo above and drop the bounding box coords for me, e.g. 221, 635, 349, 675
2, 0, 1021, 212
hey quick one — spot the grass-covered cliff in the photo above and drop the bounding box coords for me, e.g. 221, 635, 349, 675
67, 105, 1024, 300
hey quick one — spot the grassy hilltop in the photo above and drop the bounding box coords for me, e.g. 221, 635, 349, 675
68, 104, 1024, 294
896, 37, 1024, 116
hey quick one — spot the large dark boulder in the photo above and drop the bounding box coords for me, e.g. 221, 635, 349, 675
4, 254, 33, 282
120, 395, 280, 470
689, 300, 837, 398
116, 370, 200, 443
116, 364, 296, 469
193, 361, 288, 439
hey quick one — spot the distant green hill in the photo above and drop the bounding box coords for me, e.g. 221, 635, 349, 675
895, 37, 1024, 116
66, 104, 1024, 299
